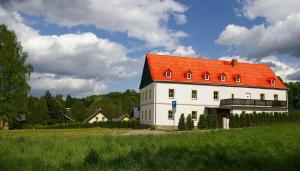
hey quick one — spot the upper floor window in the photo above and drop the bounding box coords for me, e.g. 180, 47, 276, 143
166, 71, 171, 78
145, 91, 148, 100
221, 74, 226, 82
274, 94, 278, 101
192, 90, 197, 100
169, 89, 175, 98
141, 92, 144, 101
191, 111, 197, 120
236, 75, 241, 82
213, 91, 219, 100
205, 73, 210, 80
260, 93, 265, 100
271, 79, 276, 85
149, 89, 151, 99
187, 72, 192, 79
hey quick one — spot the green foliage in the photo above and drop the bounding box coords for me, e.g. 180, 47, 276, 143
206, 114, 217, 129
84, 149, 100, 166
27, 96, 49, 125
185, 114, 194, 130
43, 91, 65, 124
178, 114, 185, 130
287, 82, 300, 111
0, 24, 32, 125
1, 123, 300, 170
197, 115, 206, 129
70, 101, 87, 122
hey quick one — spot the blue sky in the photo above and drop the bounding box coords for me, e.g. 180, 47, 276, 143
0, 0, 299, 97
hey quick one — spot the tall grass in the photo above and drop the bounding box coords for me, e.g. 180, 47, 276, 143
0, 123, 300, 170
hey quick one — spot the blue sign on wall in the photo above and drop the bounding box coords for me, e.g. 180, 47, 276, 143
172, 101, 176, 112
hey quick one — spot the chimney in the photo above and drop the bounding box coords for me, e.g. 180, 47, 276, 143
231, 59, 238, 68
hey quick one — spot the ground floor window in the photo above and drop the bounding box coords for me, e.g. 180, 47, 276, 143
168, 110, 174, 120
149, 110, 151, 120
145, 110, 148, 120
192, 111, 197, 120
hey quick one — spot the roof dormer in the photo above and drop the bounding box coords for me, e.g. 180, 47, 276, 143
220, 73, 226, 82
186, 71, 192, 80
268, 77, 276, 85
165, 69, 172, 78
235, 74, 241, 83
204, 72, 210, 80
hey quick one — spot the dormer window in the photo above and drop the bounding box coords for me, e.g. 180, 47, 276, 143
271, 79, 275, 85
204, 73, 210, 80
165, 71, 171, 78
236, 75, 241, 83
220, 73, 226, 82
186, 72, 192, 79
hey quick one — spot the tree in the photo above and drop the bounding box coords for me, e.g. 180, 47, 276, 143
44, 91, 64, 124
70, 101, 87, 121
197, 115, 206, 129
27, 96, 49, 125
0, 24, 32, 125
178, 114, 185, 130
65, 94, 75, 108
186, 114, 194, 130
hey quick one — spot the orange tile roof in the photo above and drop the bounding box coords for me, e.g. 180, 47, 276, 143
146, 54, 286, 89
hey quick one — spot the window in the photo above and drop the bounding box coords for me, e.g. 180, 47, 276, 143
149, 110, 151, 120
149, 89, 151, 99
141, 111, 144, 120
145, 91, 148, 101
166, 71, 171, 78
168, 110, 173, 120
205, 74, 210, 80
274, 94, 278, 101
145, 110, 147, 120
236, 76, 241, 82
260, 93, 265, 100
271, 80, 276, 85
102, 117, 105, 121
192, 111, 197, 120
213, 91, 219, 100
169, 89, 175, 98
221, 75, 226, 82
192, 90, 197, 100
141, 92, 144, 101
95, 117, 98, 122
187, 72, 192, 79
231, 94, 235, 99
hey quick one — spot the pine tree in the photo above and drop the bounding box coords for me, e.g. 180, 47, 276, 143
178, 114, 185, 130
197, 115, 206, 129
186, 114, 194, 130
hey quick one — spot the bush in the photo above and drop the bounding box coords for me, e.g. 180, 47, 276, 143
186, 114, 194, 130
197, 115, 206, 129
206, 114, 217, 129
150, 125, 156, 130
178, 114, 185, 130
84, 149, 100, 166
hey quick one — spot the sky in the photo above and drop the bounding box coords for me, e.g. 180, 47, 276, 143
0, 0, 299, 97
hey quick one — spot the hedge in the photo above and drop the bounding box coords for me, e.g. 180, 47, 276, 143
198, 112, 300, 129
22, 120, 140, 129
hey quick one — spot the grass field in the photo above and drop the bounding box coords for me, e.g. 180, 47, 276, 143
0, 123, 300, 170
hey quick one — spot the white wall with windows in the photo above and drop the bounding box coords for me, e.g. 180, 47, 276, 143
140, 82, 287, 126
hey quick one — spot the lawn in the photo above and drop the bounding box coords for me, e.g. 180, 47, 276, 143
0, 123, 300, 171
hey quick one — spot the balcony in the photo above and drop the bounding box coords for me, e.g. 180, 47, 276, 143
220, 99, 287, 108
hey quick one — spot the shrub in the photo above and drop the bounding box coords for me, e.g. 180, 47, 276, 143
84, 149, 100, 166
178, 114, 186, 130
206, 114, 217, 129
229, 114, 235, 128
150, 125, 156, 130
197, 115, 206, 129
186, 114, 194, 130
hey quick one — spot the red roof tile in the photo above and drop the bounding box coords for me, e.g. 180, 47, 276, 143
146, 54, 286, 89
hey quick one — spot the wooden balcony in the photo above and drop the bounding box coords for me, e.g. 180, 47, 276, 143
220, 99, 287, 108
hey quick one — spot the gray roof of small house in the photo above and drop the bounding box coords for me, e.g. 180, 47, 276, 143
112, 114, 130, 122
63, 115, 75, 122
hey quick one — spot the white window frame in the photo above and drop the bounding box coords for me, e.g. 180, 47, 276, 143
213, 91, 219, 100
236, 76, 241, 83
168, 89, 175, 99
187, 72, 192, 79
191, 90, 197, 100
191, 111, 197, 120
166, 71, 171, 78
205, 74, 210, 80
221, 75, 226, 82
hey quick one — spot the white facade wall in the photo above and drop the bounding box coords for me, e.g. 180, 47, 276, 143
140, 82, 287, 126
88, 113, 108, 123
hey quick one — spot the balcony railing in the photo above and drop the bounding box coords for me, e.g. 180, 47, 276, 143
220, 98, 287, 108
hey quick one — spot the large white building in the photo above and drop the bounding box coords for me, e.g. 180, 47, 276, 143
139, 54, 288, 128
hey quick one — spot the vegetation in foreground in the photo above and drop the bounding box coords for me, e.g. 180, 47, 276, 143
0, 123, 300, 170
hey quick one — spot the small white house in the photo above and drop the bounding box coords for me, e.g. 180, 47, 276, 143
139, 54, 288, 128
84, 108, 109, 123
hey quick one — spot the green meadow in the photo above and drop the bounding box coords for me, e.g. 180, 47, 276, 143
0, 123, 300, 171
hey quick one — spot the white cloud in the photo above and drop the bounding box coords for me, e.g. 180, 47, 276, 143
2, 0, 188, 49
0, 6, 142, 96
154, 45, 197, 57
216, 0, 300, 58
